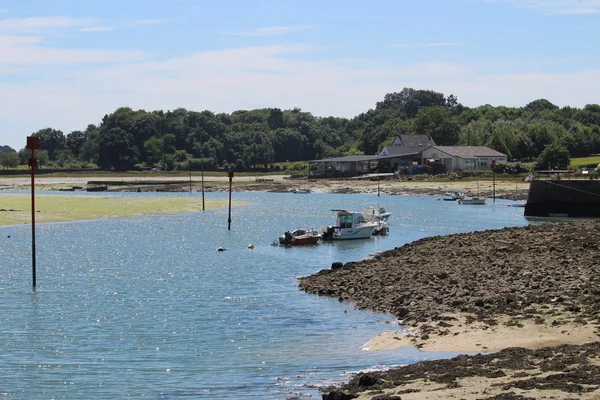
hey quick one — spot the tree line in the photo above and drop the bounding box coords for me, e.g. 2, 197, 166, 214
2, 88, 599, 172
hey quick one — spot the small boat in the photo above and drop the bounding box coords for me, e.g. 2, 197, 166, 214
443, 190, 464, 201
321, 210, 379, 240
293, 188, 311, 194
372, 218, 389, 236
363, 204, 391, 221
278, 228, 321, 246
459, 196, 486, 205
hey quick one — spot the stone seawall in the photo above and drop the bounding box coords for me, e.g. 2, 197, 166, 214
524, 179, 600, 217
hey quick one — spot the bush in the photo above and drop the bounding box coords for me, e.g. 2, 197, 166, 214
492, 162, 530, 174
292, 162, 307, 171
235, 159, 246, 172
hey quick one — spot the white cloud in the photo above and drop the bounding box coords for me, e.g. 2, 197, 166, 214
1, 43, 599, 150
0, 16, 95, 34
390, 42, 464, 49
223, 25, 313, 37
477, 0, 600, 14
0, 35, 147, 65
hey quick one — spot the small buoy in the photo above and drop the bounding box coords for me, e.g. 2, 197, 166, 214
7, 235, 10, 238
217, 247, 227, 252
437, 197, 440, 201
248, 244, 254, 249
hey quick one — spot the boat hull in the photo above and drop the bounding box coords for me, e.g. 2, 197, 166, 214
327, 226, 377, 240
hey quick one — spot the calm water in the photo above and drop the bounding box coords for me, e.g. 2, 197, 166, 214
0, 191, 530, 399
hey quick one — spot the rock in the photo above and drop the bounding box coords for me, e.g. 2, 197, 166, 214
322, 391, 357, 400
357, 373, 379, 387
332, 262, 344, 270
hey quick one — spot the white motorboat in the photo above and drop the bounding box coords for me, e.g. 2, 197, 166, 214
321, 210, 379, 240
459, 196, 486, 205
363, 204, 391, 222
443, 190, 464, 201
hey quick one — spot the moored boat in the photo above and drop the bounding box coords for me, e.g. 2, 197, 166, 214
443, 190, 464, 201
321, 210, 379, 240
459, 196, 486, 205
278, 228, 321, 246
363, 204, 391, 221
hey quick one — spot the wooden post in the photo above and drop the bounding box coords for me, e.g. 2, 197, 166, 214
227, 169, 234, 230
27, 136, 40, 289
492, 159, 496, 202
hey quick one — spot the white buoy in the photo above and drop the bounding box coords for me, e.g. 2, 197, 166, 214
248, 244, 254, 249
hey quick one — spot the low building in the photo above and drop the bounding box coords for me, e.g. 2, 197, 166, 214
421, 146, 508, 171
308, 134, 507, 178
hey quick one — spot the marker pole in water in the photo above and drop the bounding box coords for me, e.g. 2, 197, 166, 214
228, 169, 234, 230
492, 159, 496, 202
26, 136, 40, 289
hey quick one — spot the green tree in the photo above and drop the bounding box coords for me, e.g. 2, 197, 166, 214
0, 151, 18, 170
34, 128, 66, 160
97, 127, 139, 170
376, 88, 447, 118
79, 134, 99, 164
412, 106, 460, 145
66, 130, 86, 158
536, 143, 570, 170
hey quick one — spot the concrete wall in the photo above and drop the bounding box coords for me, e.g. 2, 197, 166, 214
524, 179, 600, 217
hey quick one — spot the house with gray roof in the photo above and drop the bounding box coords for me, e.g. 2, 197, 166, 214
421, 146, 507, 171
308, 135, 507, 177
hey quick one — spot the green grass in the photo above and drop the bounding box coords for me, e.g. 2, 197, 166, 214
570, 155, 600, 168
0, 194, 236, 227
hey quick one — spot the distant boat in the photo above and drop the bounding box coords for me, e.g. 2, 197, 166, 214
459, 196, 486, 205
278, 228, 320, 246
321, 210, 378, 240
443, 190, 464, 201
459, 179, 485, 205
293, 188, 311, 194
363, 204, 391, 221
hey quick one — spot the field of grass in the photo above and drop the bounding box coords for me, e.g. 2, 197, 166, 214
0, 194, 234, 227
570, 156, 600, 168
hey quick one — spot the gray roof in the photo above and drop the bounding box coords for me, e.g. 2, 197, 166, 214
379, 145, 430, 156
310, 154, 396, 163
392, 134, 436, 147
433, 146, 506, 158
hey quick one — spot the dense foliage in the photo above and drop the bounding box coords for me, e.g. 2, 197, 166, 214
6, 88, 600, 171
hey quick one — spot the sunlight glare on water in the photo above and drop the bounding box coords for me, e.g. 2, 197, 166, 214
0, 191, 530, 399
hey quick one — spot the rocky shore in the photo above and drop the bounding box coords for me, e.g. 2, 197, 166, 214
299, 220, 600, 399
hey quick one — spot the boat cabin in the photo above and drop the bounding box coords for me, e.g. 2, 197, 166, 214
335, 210, 368, 228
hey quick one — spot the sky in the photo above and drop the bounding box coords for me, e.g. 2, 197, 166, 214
1, 0, 599, 150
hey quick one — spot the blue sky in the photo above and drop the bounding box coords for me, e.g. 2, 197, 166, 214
1, 0, 599, 150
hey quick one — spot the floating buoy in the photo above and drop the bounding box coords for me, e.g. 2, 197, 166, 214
217, 247, 227, 252
248, 244, 254, 249
437, 197, 440, 201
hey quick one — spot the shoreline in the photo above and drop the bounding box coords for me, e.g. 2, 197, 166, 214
0, 174, 530, 200
301, 221, 600, 399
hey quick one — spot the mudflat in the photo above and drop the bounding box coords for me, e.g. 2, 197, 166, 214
0, 193, 231, 226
